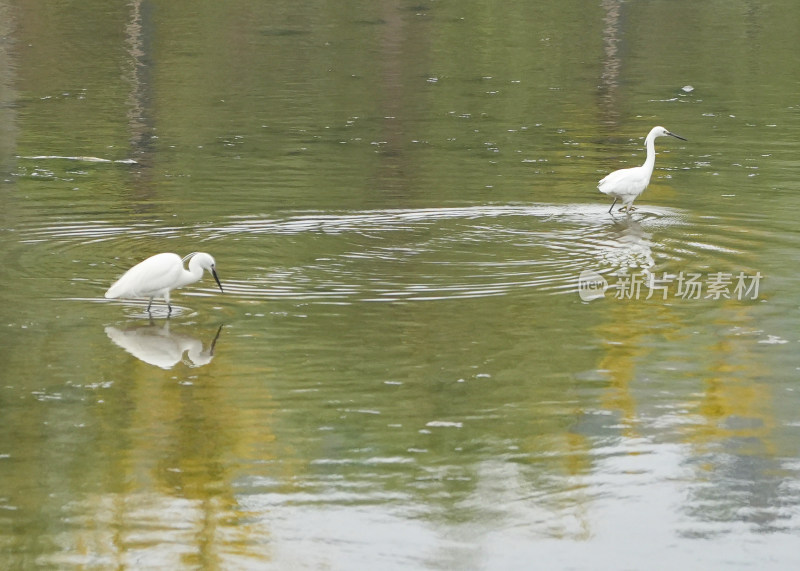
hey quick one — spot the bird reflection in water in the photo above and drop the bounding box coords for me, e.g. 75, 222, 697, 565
600, 214, 655, 272
105, 322, 223, 369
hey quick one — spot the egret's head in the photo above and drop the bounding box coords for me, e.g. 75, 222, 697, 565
653, 126, 687, 141
189, 252, 223, 293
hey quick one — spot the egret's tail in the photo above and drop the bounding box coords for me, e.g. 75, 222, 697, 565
597, 176, 613, 195
104, 281, 122, 299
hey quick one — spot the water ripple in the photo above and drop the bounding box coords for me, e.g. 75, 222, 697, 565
10, 204, 778, 304
208, 205, 686, 302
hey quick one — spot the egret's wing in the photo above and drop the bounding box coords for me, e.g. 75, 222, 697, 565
598, 166, 648, 197
105, 253, 183, 298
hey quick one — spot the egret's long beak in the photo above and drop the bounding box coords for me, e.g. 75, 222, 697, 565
667, 131, 687, 141
211, 267, 224, 293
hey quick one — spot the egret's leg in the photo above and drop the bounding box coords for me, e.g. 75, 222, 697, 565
165, 291, 171, 317
146, 298, 153, 313
608, 197, 617, 214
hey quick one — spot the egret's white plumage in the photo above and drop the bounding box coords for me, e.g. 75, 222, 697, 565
598, 126, 686, 213
105, 252, 223, 314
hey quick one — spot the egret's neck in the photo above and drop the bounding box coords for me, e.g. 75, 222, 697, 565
642, 135, 657, 172
177, 257, 204, 287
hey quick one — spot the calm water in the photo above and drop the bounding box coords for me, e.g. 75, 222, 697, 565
2, 1, 800, 569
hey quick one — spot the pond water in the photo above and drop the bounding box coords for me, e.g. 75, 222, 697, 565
2, 1, 800, 569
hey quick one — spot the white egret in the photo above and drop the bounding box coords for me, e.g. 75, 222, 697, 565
105, 252, 223, 315
598, 126, 686, 213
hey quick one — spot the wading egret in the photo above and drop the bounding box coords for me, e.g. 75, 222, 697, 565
105, 252, 223, 315
598, 126, 686, 213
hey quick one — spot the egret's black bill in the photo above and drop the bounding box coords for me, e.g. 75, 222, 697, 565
667, 131, 687, 141
212, 269, 224, 293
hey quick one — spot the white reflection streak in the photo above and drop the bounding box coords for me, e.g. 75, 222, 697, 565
600, 0, 623, 126
38, 492, 266, 570
125, 0, 150, 153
